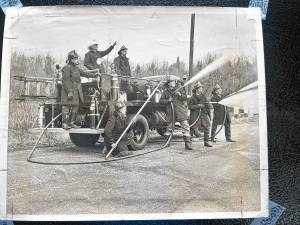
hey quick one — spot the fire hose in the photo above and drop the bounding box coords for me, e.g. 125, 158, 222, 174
26, 86, 227, 165
26, 81, 175, 165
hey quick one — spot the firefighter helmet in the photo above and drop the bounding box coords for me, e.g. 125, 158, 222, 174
212, 83, 222, 93
165, 76, 176, 86
88, 43, 98, 50
118, 45, 128, 54
193, 81, 204, 90
67, 50, 79, 60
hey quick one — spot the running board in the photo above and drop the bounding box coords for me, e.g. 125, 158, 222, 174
29, 128, 104, 134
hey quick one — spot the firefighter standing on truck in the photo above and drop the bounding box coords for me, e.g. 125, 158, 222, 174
104, 101, 133, 158
113, 45, 132, 92
160, 77, 193, 150
188, 82, 213, 147
84, 42, 116, 72
61, 50, 98, 129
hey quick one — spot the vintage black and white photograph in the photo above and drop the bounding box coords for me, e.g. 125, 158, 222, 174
0, 6, 268, 220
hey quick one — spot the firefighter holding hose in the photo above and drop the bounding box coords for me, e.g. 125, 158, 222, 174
160, 77, 193, 150
211, 84, 236, 142
188, 82, 213, 147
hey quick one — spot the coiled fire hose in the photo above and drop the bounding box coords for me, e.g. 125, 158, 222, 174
26, 81, 175, 165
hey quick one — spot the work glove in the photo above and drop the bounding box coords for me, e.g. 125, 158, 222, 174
175, 92, 182, 97
67, 92, 73, 100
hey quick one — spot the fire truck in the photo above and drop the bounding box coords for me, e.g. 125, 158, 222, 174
17, 73, 180, 150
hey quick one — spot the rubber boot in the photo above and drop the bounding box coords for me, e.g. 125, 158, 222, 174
204, 131, 213, 147
190, 129, 194, 137
70, 112, 80, 128
183, 136, 193, 150
204, 142, 213, 147
115, 151, 133, 158
62, 113, 71, 130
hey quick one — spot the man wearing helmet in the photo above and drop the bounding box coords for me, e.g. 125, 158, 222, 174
211, 84, 236, 142
160, 77, 192, 150
84, 42, 116, 73
113, 45, 132, 92
104, 101, 133, 157
188, 81, 213, 147
61, 50, 99, 129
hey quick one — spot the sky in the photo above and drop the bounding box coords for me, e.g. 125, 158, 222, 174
8, 6, 260, 65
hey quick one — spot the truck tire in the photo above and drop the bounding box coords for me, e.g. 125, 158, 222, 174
156, 127, 167, 136
127, 114, 149, 150
69, 133, 100, 147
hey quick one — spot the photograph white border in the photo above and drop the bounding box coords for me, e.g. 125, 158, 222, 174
0, 6, 268, 221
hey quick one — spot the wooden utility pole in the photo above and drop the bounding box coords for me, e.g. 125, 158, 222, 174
188, 13, 195, 95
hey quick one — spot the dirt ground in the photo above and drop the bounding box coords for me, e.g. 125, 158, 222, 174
7, 119, 261, 216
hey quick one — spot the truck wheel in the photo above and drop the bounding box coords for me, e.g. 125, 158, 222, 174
69, 133, 100, 147
156, 127, 167, 136
127, 114, 149, 150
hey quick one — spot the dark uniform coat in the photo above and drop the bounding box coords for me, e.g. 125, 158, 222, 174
104, 111, 130, 156
160, 87, 189, 122
189, 93, 213, 142
188, 93, 213, 127
61, 63, 95, 106
113, 55, 131, 77
211, 93, 231, 125
84, 45, 114, 72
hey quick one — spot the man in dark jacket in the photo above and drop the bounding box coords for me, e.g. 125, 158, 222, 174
84, 42, 116, 73
160, 77, 192, 150
113, 45, 132, 92
211, 84, 235, 142
188, 82, 213, 147
104, 101, 133, 157
61, 50, 99, 129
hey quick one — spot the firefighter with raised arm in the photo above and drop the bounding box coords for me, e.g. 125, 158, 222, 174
211, 84, 236, 142
188, 82, 213, 147
61, 50, 99, 129
84, 42, 116, 73
104, 101, 133, 158
160, 77, 193, 150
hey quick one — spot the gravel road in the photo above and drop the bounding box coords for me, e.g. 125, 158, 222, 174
7, 119, 261, 217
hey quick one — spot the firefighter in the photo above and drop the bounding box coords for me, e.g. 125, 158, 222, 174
160, 77, 192, 150
182, 74, 188, 82
104, 101, 133, 157
84, 42, 116, 73
211, 84, 236, 142
113, 45, 132, 92
188, 82, 213, 147
61, 50, 98, 129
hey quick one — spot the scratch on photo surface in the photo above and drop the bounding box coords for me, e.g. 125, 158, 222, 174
240, 196, 243, 217
11, 200, 13, 219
